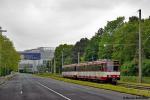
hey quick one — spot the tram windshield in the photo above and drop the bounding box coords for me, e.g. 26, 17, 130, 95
107, 62, 119, 72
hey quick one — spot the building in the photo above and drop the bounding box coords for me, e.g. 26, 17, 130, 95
18, 47, 55, 73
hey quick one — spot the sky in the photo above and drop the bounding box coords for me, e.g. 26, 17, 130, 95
0, 0, 150, 51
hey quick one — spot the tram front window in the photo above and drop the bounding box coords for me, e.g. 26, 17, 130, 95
107, 66, 113, 72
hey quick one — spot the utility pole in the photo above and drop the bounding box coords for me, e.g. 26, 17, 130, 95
53, 57, 56, 73
61, 50, 63, 74
0, 26, 7, 76
138, 9, 142, 83
78, 52, 80, 64
49, 60, 50, 72
50, 60, 52, 73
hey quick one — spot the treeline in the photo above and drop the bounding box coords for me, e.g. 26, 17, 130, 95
53, 16, 150, 76
0, 33, 20, 76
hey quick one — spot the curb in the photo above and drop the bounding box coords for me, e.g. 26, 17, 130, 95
0, 77, 5, 85
0, 73, 16, 85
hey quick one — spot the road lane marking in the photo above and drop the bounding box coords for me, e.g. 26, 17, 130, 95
20, 90, 23, 94
37, 82, 71, 100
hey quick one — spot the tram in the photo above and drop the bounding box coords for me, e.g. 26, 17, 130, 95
62, 59, 120, 84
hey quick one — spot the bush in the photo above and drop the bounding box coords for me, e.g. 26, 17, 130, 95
142, 59, 150, 76
121, 59, 150, 77
121, 61, 138, 76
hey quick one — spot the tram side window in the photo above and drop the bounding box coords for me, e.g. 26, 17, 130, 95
66, 67, 69, 72
68, 67, 71, 71
76, 65, 101, 71
99, 65, 103, 71
76, 65, 85, 71
107, 65, 113, 72
84, 65, 91, 71
87, 65, 93, 71
63, 66, 75, 72
96, 65, 101, 71
76, 66, 79, 71
102, 64, 107, 71
81, 66, 85, 71
84, 65, 88, 71
74, 66, 76, 71
63, 67, 68, 72
84, 65, 100, 71
92, 65, 100, 71
70, 66, 75, 71
76, 66, 82, 71
87, 65, 91, 71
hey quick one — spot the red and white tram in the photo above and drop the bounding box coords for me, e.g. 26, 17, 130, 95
62, 59, 120, 84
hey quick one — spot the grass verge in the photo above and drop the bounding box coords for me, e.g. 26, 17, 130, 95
35, 73, 150, 97
120, 76, 150, 84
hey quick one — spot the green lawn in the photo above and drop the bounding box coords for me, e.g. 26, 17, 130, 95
35, 73, 150, 97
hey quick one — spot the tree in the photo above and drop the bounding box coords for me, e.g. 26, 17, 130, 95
54, 44, 73, 73
129, 16, 139, 22
72, 38, 89, 63
0, 33, 20, 76
54, 16, 150, 76
84, 29, 103, 61
98, 17, 125, 59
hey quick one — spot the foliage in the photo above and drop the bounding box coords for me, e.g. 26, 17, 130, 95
54, 44, 73, 73
142, 59, 150, 76
98, 17, 150, 76
54, 16, 150, 76
84, 29, 103, 61
0, 33, 20, 76
72, 38, 89, 63
121, 61, 138, 76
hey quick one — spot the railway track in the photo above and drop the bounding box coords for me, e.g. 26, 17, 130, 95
118, 82, 150, 90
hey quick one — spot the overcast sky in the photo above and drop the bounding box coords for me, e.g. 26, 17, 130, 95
0, 0, 150, 51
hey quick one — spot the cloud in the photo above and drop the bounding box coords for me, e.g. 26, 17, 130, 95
0, 0, 150, 51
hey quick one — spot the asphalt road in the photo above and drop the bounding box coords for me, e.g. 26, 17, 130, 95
0, 73, 147, 100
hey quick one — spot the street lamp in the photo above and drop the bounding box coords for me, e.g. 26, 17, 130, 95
0, 26, 7, 33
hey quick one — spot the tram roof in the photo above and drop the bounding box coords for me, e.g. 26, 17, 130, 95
63, 60, 118, 68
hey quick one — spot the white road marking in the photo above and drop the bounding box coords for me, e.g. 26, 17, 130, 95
37, 82, 71, 100
20, 90, 23, 94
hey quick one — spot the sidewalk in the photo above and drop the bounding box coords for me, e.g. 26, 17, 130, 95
0, 77, 5, 85
0, 73, 16, 85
